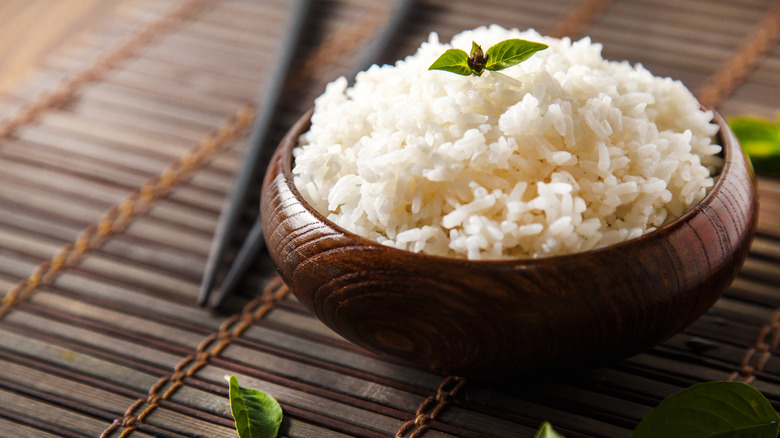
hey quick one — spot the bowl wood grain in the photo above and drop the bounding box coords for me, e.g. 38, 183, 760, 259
261, 108, 758, 377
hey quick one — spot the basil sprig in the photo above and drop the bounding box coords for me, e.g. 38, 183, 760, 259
429, 39, 548, 76
227, 375, 283, 438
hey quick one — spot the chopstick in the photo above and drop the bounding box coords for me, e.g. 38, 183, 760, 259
203, 0, 416, 308
197, 0, 313, 306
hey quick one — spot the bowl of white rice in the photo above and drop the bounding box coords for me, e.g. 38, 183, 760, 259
260, 26, 758, 377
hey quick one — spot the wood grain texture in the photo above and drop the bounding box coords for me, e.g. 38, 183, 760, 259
261, 109, 759, 378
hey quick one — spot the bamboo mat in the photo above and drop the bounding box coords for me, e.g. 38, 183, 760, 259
1, 0, 780, 437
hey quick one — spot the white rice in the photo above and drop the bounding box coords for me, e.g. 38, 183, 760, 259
292, 25, 722, 260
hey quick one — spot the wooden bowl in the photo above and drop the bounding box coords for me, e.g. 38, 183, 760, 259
261, 109, 758, 378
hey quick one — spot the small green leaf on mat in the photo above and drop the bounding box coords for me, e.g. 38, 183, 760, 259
429, 39, 547, 77
428, 48, 471, 76
729, 114, 780, 175
227, 375, 283, 438
535, 421, 566, 438
632, 381, 780, 438
485, 39, 548, 71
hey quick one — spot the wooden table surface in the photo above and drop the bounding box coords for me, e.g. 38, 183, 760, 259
1, 1, 780, 437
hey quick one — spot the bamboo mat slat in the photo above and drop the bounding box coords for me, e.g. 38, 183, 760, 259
2, 0, 780, 437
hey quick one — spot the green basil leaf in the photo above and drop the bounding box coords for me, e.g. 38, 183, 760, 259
428, 48, 471, 76
484, 39, 548, 71
632, 381, 780, 438
228, 375, 283, 438
535, 421, 566, 438
729, 115, 780, 175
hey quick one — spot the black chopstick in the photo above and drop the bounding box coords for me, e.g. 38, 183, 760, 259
207, 0, 416, 308
197, 0, 313, 306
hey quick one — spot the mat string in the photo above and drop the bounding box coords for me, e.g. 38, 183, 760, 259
728, 308, 780, 384
395, 376, 467, 438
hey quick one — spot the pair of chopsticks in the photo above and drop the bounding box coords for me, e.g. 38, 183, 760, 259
198, 0, 415, 307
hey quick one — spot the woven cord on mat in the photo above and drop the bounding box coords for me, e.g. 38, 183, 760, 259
729, 310, 780, 384
394, 377, 466, 438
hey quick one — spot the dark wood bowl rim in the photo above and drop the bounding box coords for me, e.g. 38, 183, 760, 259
277, 107, 737, 268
